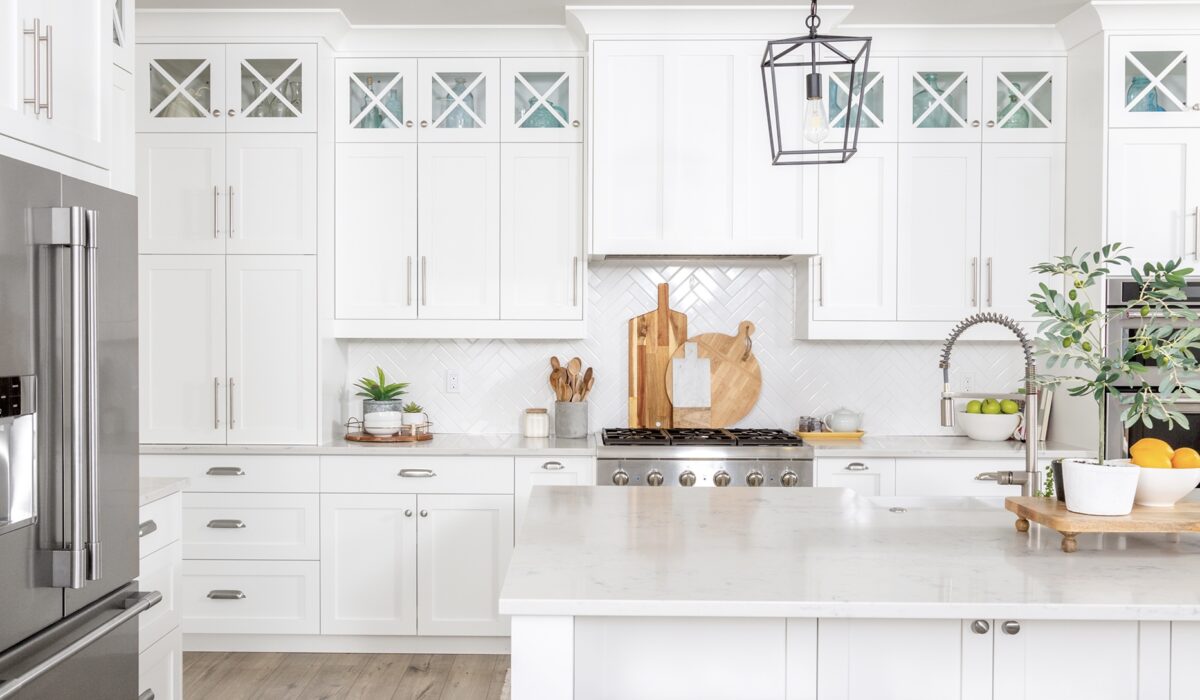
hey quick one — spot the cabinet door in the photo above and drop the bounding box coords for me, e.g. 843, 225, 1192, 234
138, 628, 182, 700
500, 143, 582, 320
813, 458, 895, 497
139, 255, 226, 444
1110, 36, 1200, 128
897, 143, 982, 321
320, 493, 418, 636
225, 133, 316, 254
417, 494, 514, 636
44, 0, 108, 167
225, 256, 316, 445
335, 143, 418, 319
137, 133, 226, 254
825, 56, 899, 143
110, 64, 134, 194
417, 58, 500, 142
813, 143, 897, 321
225, 44, 315, 133
1108, 128, 1200, 266
112, 0, 134, 72
335, 57, 417, 143
993, 620, 1139, 700
981, 143, 1064, 320
898, 57, 982, 142
894, 459, 1021, 498
500, 57, 582, 143
137, 44, 225, 133
514, 456, 591, 536
982, 57, 1065, 142
0, 1, 42, 144
817, 619, 965, 699
417, 143, 500, 319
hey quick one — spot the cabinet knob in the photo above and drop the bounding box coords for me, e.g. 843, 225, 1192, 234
970, 620, 990, 635
1001, 620, 1021, 635
986, 120, 996, 127
420, 120, 428, 127
419, 509, 429, 518
404, 509, 413, 517
228, 108, 237, 117
211, 108, 221, 117
1193, 104, 1200, 111
571, 120, 580, 127
971, 119, 981, 127
405, 120, 414, 127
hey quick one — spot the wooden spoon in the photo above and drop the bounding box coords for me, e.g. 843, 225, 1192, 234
577, 367, 593, 401
581, 374, 595, 401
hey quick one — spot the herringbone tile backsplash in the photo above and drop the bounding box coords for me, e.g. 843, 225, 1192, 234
345, 261, 1024, 435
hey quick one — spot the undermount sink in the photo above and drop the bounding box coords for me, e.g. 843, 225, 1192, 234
862, 496, 1005, 511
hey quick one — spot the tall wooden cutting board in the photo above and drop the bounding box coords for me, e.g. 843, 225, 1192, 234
628, 283, 687, 428
665, 321, 762, 427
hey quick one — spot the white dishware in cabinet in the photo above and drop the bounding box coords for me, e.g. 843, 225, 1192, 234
320, 493, 419, 636
500, 143, 583, 320
417, 494, 514, 637
225, 255, 316, 445
137, 43, 226, 132
898, 57, 983, 142
335, 142, 418, 319
182, 560, 320, 635
1109, 35, 1200, 128
138, 255, 226, 445
225, 133, 316, 254
417, 142, 501, 319
981, 56, 1066, 142
500, 57, 582, 142
417, 58, 500, 142
813, 458, 896, 497
514, 457, 592, 536
335, 57, 417, 142
823, 56, 899, 143
137, 133, 226, 254
182, 492, 320, 560
224, 44, 315, 132
1107, 128, 1200, 267
138, 623, 182, 700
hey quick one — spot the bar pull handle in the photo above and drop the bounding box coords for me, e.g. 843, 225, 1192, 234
213, 186, 221, 238
816, 256, 825, 307
1192, 206, 1199, 259
397, 468, 436, 478
228, 186, 235, 239
206, 466, 245, 476
970, 257, 979, 306
406, 256, 413, 306
213, 377, 221, 429
986, 257, 993, 307
206, 519, 245, 529
572, 256, 579, 306
22, 19, 43, 115
138, 520, 158, 538
43, 23, 52, 119
206, 590, 246, 600
83, 209, 100, 581
421, 256, 427, 306
228, 377, 235, 429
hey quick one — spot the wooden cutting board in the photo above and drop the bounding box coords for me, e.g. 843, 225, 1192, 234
671, 342, 712, 429
665, 321, 762, 428
628, 283, 687, 428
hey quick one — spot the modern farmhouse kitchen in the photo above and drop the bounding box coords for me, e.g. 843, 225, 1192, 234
2, 0, 1200, 698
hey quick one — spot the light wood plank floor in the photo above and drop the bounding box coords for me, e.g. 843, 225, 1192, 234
183, 652, 510, 700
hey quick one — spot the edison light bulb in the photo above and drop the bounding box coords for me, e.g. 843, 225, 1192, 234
802, 96, 831, 144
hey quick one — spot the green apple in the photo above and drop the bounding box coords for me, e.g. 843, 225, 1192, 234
965, 400, 982, 414
1000, 399, 1020, 415
981, 400, 1002, 415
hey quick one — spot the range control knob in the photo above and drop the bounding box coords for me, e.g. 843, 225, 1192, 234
647, 470, 664, 486
746, 471, 765, 487
612, 470, 630, 486
780, 470, 799, 487
678, 470, 697, 487
713, 471, 732, 487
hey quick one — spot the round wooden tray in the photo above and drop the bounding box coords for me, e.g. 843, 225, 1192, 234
345, 432, 433, 443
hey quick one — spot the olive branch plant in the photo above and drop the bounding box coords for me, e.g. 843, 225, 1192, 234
1028, 243, 1200, 477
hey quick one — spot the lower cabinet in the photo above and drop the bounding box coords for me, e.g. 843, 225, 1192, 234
514, 456, 593, 535
813, 458, 896, 497
183, 560, 321, 635
138, 627, 183, 700
815, 458, 1054, 498
139, 491, 183, 700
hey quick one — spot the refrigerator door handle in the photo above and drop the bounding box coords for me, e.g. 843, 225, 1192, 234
83, 208, 101, 582
0, 590, 161, 700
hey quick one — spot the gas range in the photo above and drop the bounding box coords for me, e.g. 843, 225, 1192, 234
596, 428, 814, 487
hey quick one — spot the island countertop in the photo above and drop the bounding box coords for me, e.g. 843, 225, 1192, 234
499, 486, 1200, 621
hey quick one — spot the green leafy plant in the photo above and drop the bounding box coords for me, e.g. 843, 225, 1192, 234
354, 367, 409, 402
402, 401, 424, 413
1029, 243, 1200, 464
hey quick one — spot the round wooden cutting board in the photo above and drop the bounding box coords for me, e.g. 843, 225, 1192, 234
665, 320, 762, 427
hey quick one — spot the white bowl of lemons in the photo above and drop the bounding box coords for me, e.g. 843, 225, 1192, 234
958, 398, 1021, 442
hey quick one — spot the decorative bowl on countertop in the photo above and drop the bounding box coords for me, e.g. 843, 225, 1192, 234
1134, 467, 1200, 508
956, 410, 1020, 442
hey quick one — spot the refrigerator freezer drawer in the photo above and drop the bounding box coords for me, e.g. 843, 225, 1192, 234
182, 493, 319, 560
182, 560, 319, 635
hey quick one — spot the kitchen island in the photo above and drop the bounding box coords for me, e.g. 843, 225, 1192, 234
500, 487, 1200, 700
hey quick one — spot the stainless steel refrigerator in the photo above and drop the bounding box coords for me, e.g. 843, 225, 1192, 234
0, 155, 158, 699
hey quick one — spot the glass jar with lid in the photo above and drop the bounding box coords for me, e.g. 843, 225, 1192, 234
523, 408, 550, 438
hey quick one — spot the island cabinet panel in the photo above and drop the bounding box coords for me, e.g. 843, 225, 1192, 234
514, 456, 593, 536
574, 617, 788, 700
992, 620, 1139, 700
816, 619, 965, 700
894, 459, 1021, 498
813, 458, 896, 497
1172, 621, 1200, 697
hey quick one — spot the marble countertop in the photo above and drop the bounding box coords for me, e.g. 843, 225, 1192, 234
139, 477, 188, 506
806, 435, 1090, 459
139, 433, 595, 457
499, 486, 1200, 620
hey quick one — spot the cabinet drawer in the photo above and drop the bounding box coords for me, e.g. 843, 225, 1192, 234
321, 456, 514, 494
894, 459, 1021, 498
141, 455, 320, 492
182, 493, 319, 560
139, 492, 182, 559
139, 627, 183, 700
138, 540, 182, 653
813, 458, 897, 497
182, 560, 319, 635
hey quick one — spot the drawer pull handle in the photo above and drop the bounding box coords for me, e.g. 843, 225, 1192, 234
206, 519, 246, 529
542, 461, 565, 471
138, 520, 158, 538
206, 467, 245, 476
207, 590, 246, 600
398, 469, 436, 478
845, 463, 870, 472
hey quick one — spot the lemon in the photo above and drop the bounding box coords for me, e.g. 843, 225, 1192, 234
1173, 448, 1200, 469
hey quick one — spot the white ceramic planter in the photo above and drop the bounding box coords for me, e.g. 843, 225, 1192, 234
363, 399, 404, 436
402, 412, 426, 427
1062, 458, 1141, 516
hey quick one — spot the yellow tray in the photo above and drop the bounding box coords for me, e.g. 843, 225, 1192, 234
796, 431, 865, 440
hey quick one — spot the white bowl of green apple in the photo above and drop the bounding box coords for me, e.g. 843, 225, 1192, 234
958, 398, 1021, 442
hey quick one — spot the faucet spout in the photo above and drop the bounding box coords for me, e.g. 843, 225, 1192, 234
939, 313, 1040, 497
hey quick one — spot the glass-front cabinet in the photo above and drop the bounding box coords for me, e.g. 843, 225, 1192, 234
113, 0, 134, 72
824, 56, 898, 142
335, 58, 417, 142
500, 58, 583, 142
225, 45, 315, 132
898, 57, 982, 142
1110, 36, 1200, 127
417, 58, 500, 142
982, 57, 1066, 142
138, 44, 226, 132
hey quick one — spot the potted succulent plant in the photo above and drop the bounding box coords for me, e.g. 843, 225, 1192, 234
401, 401, 426, 427
1029, 244, 1200, 515
354, 367, 409, 436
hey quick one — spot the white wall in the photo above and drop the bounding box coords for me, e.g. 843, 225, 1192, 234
342, 261, 1028, 435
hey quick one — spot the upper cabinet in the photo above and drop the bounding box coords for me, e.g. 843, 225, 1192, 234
982, 57, 1066, 142
1108, 128, 1200, 266
138, 43, 316, 133
113, 0, 134, 73
335, 57, 417, 142
899, 57, 982, 141
500, 57, 583, 142
825, 57, 899, 142
417, 58, 500, 142
1110, 36, 1200, 128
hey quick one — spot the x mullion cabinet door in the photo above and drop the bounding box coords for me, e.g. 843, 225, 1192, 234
982, 57, 1066, 142
225, 133, 317, 254
1110, 36, 1200, 128
137, 43, 226, 132
898, 57, 982, 142
335, 57, 417, 142
137, 133, 226, 254
500, 57, 583, 142
824, 56, 899, 143
225, 44, 316, 133
417, 58, 500, 142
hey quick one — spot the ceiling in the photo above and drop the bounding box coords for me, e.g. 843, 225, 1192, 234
138, 0, 1089, 27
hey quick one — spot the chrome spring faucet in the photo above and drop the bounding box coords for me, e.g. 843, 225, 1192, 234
939, 312, 1040, 497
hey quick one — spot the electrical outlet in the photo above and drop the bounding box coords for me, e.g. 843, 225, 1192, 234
446, 369, 461, 394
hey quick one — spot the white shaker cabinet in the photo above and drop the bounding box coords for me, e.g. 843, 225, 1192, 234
898, 57, 983, 142
137, 44, 227, 132
137, 133, 226, 254
514, 456, 592, 536
823, 57, 899, 143
500, 57, 583, 143
225, 133, 316, 255
139, 255, 226, 445
981, 57, 1066, 143
817, 619, 970, 699
1108, 128, 1200, 266
112, 0, 135, 73
1109, 35, 1200, 128
991, 620, 1140, 700
813, 458, 896, 497
111, 64, 135, 194
500, 143, 583, 320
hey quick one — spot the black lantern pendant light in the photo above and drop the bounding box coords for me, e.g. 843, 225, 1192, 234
761, 0, 872, 165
